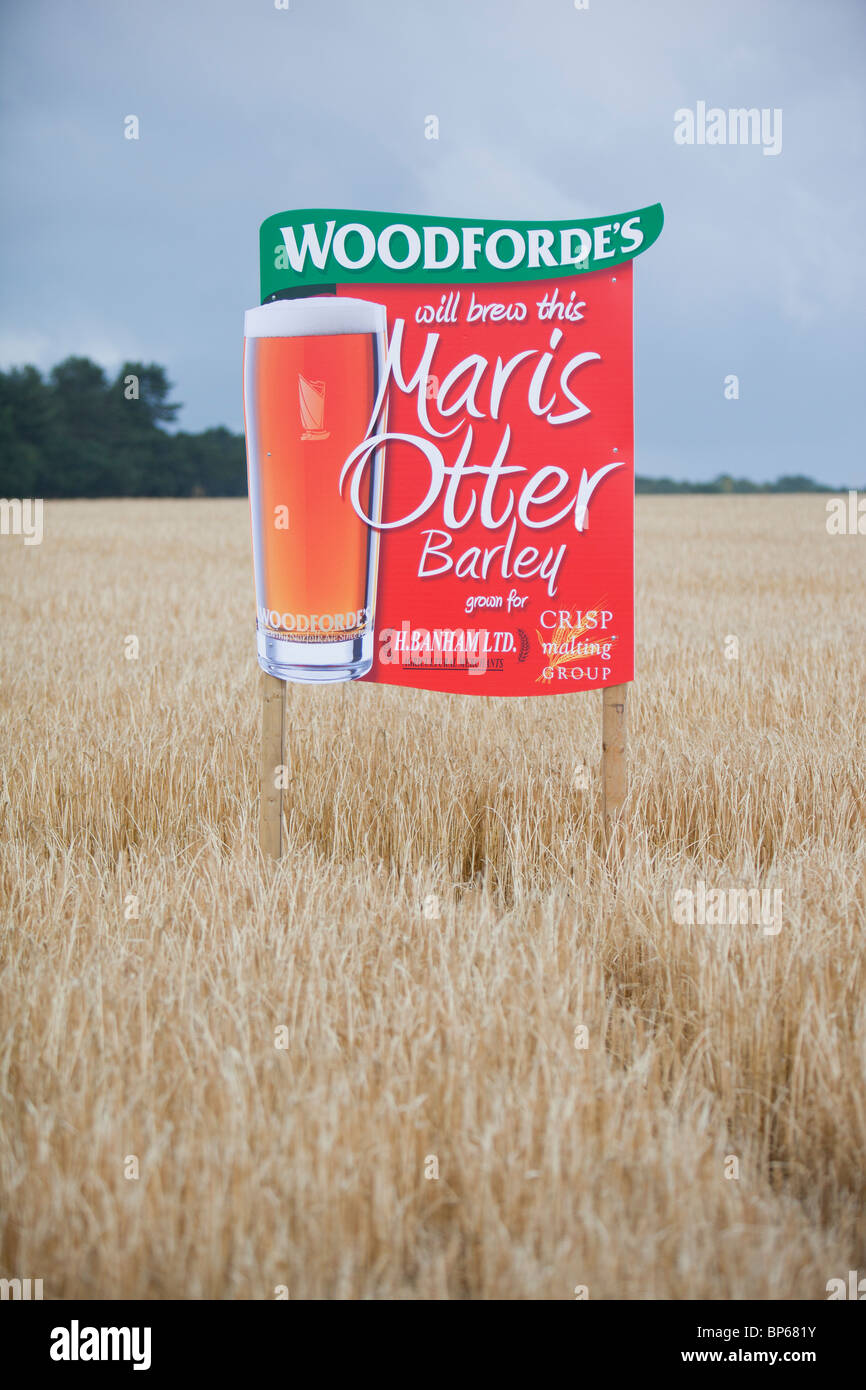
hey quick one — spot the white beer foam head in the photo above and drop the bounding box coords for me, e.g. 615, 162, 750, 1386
244, 296, 387, 338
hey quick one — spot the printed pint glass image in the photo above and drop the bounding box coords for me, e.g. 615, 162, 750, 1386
243, 296, 388, 681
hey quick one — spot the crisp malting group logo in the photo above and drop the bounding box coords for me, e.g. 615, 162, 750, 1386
298, 373, 329, 440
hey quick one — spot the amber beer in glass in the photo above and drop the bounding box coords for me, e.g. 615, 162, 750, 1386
243, 296, 387, 681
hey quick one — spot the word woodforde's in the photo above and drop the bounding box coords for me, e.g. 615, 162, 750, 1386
243, 206, 662, 696
271, 209, 660, 283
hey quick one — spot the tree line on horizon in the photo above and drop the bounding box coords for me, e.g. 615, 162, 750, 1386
0, 356, 841, 499
0, 357, 244, 499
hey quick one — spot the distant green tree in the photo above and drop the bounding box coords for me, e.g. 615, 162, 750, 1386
169, 427, 247, 497
0, 365, 56, 495
113, 362, 181, 428
770, 474, 830, 493
46, 357, 120, 495
106, 362, 182, 494
636, 474, 833, 495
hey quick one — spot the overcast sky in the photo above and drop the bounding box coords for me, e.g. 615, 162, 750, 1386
1, 0, 863, 482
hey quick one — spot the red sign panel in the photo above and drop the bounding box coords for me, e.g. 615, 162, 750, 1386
349, 268, 634, 694
244, 220, 648, 695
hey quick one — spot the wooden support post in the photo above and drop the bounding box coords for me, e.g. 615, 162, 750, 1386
602, 682, 628, 837
259, 671, 285, 858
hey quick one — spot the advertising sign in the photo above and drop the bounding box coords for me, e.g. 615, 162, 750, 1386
244, 205, 662, 696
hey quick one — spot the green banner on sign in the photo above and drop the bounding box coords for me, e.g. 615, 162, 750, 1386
259, 204, 664, 301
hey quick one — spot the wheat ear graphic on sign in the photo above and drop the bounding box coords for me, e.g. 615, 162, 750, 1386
298, 373, 330, 440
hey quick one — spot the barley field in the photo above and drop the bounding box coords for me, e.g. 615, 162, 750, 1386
0, 496, 863, 1300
